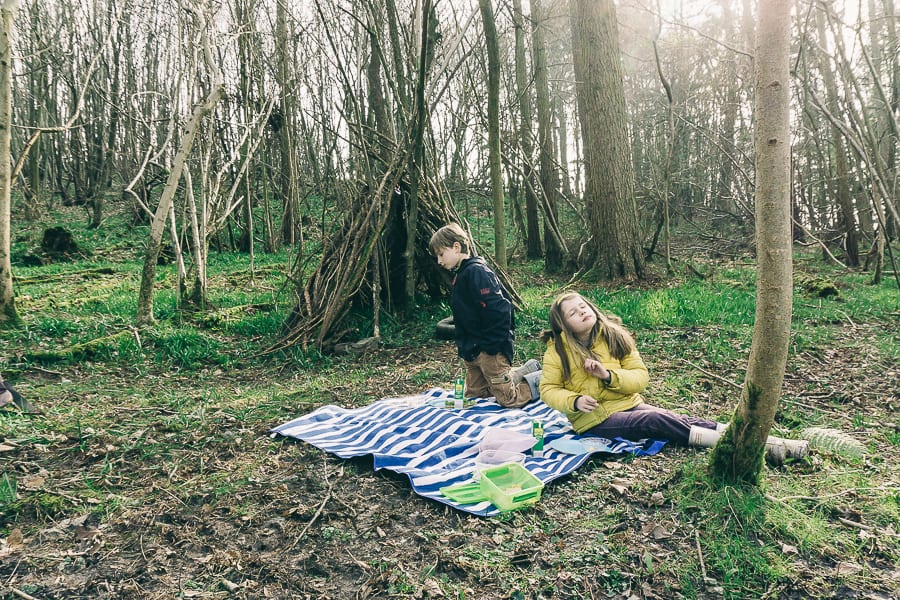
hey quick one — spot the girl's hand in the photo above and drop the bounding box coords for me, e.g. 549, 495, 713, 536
583, 358, 610, 381
575, 395, 598, 413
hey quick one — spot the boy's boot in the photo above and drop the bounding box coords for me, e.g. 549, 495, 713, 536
522, 370, 542, 401
510, 359, 541, 386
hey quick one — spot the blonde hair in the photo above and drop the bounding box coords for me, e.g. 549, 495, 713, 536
541, 292, 636, 383
429, 223, 471, 255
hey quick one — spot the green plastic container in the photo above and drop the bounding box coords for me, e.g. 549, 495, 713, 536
478, 463, 544, 511
439, 482, 487, 504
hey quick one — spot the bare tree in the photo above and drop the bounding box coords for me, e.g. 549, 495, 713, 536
710, 0, 793, 486
0, 0, 19, 325
512, 0, 541, 259
571, 0, 645, 279
478, 0, 506, 269
531, 0, 565, 271
136, 0, 224, 325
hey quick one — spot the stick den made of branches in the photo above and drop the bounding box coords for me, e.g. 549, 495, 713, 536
267, 171, 455, 353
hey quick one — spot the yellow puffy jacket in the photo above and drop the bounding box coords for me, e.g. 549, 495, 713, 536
539, 331, 649, 434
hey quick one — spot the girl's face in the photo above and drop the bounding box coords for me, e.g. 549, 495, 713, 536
559, 296, 597, 340
435, 242, 465, 271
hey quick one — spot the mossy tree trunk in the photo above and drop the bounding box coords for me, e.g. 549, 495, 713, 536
532, 0, 566, 272
710, 0, 793, 486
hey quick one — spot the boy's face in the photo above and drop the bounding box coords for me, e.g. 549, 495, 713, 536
435, 242, 465, 271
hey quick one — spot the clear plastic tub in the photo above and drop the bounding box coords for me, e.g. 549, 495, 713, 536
472, 449, 525, 479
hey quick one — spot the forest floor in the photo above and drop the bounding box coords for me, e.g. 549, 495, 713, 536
3, 329, 899, 599
1, 221, 899, 599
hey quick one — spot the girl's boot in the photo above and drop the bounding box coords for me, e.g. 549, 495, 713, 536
688, 426, 808, 463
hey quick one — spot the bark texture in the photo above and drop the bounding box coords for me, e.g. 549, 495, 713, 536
571, 0, 644, 280
710, 0, 794, 486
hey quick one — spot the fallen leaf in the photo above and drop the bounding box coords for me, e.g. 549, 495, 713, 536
641, 522, 671, 540
422, 577, 444, 597
609, 482, 628, 495
7, 528, 24, 547
609, 477, 631, 495
22, 474, 46, 490
74, 525, 100, 541
835, 561, 863, 576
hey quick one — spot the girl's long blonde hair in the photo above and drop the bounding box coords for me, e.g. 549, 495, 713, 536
541, 292, 636, 383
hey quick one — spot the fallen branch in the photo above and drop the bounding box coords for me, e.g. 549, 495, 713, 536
282, 462, 340, 554
24, 330, 133, 363
682, 359, 742, 390
13, 267, 115, 285
10, 588, 41, 600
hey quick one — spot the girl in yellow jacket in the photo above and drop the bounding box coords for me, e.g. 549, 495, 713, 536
539, 291, 719, 445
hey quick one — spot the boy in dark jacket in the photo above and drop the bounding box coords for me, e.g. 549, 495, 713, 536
429, 223, 540, 408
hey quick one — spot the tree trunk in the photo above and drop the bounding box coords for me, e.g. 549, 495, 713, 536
402, 0, 432, 310
512, 0, 541, 259
22, 0, 44, 221
276, 0, 297, 250
532, 0, 565, 271
710, 0, 793, 486
555, 93, 572, 198
479, 0, 506, 269
0, 0, 20, 326
571, 0, 645, 280
815, 7, 859, 266
136, 1, 224, 325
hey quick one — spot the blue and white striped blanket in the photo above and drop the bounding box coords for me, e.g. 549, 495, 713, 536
271, 388, 665, 516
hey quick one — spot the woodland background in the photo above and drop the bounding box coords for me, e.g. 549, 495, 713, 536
0, 0, 899, 599
1, 0, 897, 332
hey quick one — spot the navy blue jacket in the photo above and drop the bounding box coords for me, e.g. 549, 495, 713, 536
451, 256, 515, 363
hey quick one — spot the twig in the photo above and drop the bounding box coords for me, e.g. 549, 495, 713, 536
282, 462, 339, 554
155, 485, 187, 507
682, 359, 742, 390
10, 588, 41, 600
767, 485, 899, 503
837, 517, 872, 531
835, 309, 857, 328
26, 366, 64, 378
694, 530, 708, 581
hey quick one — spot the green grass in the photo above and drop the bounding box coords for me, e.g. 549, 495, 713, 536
672, 461, 795, 597
2, 207, 898, 597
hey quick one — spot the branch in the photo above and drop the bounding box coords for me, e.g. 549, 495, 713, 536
11, 24, 113, 181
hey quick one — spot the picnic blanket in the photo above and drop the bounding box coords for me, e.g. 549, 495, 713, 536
271, 388, 666, 516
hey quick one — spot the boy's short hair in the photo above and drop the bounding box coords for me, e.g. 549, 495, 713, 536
429, 223, 471, 254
